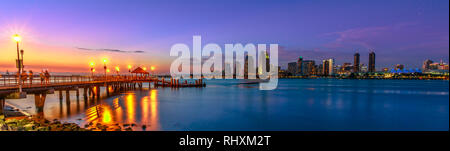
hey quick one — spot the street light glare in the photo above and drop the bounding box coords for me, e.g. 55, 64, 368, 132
103, 59, 107, 63
151, 66, 155, 71
90, 62, 95, 66
128, 65, 132, 69
13, 34, 21, 42
115, 66, 120, 71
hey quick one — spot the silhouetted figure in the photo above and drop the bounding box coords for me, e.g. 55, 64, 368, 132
29, 70, 33, 85
44, 70, 50, 84
21, 70, 28, 85
40, 71, 45, 84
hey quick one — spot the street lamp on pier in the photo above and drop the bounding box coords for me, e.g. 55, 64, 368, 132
103, 59, 108, 80
115, 66, 120, 76
89, 62, 95, 77
13, 34, 22, 92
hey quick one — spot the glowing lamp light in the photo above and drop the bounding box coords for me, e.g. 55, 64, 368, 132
103, 59, 108, 63
13, 34, 21, 42
143, 67, 147, 71
128, 65, 132, 69
106, 69, 110, 73
90, 62, 95, 66
92, 69, 96, 72
115, 66, 120, 72
150, 66, 155, 71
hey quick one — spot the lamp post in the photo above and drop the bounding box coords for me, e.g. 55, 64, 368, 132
90, 62, 95, 77
151, 66, 155, 77
115, 66, 120, 76
13, 34, 22, 92
103, 59, 107, 80
127, 65, 132, 79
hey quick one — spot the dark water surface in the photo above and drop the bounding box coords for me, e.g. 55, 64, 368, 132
7, 79, 449, 131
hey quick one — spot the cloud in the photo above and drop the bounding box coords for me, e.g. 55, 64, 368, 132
321, 22, 417, 49
76, 47, 145, 53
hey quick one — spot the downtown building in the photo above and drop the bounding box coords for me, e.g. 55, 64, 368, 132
368, 51, 376, 72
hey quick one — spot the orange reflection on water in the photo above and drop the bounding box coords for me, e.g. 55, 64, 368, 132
113, 97, 123, 123
141, 96, 149, 125
149, 89, 159, 130
101, 105, 113, 124
125, 94, 136, 124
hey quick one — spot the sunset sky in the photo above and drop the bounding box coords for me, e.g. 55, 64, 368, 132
0, 0, 448, 73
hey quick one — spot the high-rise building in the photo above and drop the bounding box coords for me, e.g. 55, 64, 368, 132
297, 56, 303, 75
322, 60, 329, 76
327, 58, 334, 75
302, 60, 316, 76
318, 64, 324, 75
368, 51, 376, 72
287, 62, 297, 75
422, 59, 433, 71
244, 55, 256, 79
353, 52, 360, 73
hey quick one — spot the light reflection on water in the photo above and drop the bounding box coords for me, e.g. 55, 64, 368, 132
5, 79, 449, 131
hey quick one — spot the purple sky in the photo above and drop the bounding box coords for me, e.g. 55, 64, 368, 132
0, 0, 448, 72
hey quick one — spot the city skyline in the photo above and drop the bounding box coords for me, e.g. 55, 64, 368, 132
0, 0, 449, 73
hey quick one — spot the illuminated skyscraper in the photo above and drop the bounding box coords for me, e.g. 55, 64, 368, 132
322, 60, 329, 76
321, 59, 334, 76
368, 51, 376, 72
303, 60, 316, 76
297, 56, 303, 75
328, 58, 334, 75
353, 52, 360, 73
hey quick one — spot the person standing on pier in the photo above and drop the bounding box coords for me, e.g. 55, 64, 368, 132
44, 70, 50, 84
40, 71, 45, 84
21, 70, 28, 85
29, 70, 33, 85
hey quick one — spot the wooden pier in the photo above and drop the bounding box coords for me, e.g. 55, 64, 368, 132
0, 75, 205, 115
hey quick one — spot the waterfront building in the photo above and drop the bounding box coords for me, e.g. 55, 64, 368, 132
244, 55, 256, 78
287, 62, 297, 75
322, 60, 329, 76
422, 59, 433, 71
322, 59, 334, 76
302, 60, 316, 76
361, 64, 368, 73
369, 51, 376, 72
395, 64, 404, 70
318, 64, 324, 75
297, 56, 303, 75
354, 52, 360, 73
328, 58, 335, 75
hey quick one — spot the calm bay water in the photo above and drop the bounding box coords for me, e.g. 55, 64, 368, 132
7, 79, 449, 131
